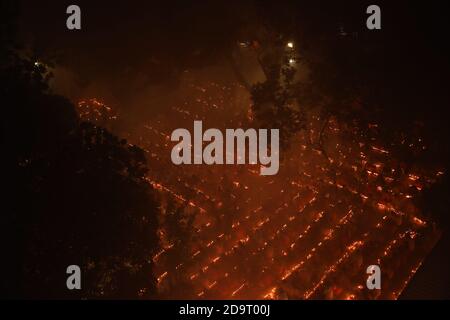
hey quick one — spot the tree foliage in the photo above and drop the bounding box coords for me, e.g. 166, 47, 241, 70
1, 45, 159, 299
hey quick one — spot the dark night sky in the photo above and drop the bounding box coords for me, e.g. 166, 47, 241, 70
9, 1, 450, 157
16, 0, 450, 102
15, 1, 450, 83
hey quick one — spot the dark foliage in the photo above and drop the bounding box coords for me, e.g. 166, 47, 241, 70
1, 46, 159, 299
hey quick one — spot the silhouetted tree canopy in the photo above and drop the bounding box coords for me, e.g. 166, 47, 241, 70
1, 40, 159, 299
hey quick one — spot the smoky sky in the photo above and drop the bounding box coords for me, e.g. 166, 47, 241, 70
14, 0, 263, 129
13, 0, 450, 130
15, 0, 450, 82
18, 1, 248, 86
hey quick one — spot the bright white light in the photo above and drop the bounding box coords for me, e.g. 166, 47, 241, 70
289, 58, 295, 64
239, 41, 251, 48
287, 42, 294, 48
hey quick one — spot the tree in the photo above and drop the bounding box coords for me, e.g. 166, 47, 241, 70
1, 43, 160, 299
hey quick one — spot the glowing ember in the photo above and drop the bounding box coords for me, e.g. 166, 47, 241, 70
77, 81, 442, 299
